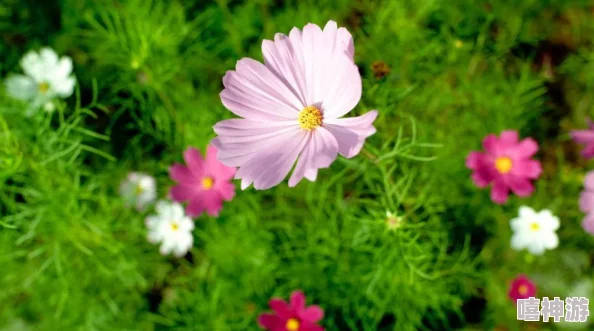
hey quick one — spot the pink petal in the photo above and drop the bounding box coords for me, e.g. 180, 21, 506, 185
213, 123, 300, 168
205, 144, 236, 181
508, 138, 539, 159
490, 179, 509, 204
471, 171, 491, 188
499, 130, 519, 147
221, 58, 302, 121
183, 148, 206, 178
581, 143, 594, 159
585, 172, 594, 190
323, 110, 378, 158
290, 291, 306, 311
186, 197, 205, 217
299, 306, 324, 323
169, 164, 197, 184
216, 181, 236, 201
579, 191, 594, 213
465, 151, 485, 170
262, 33, 308, 107
169, 184, 197, 202
482, 134, 501, 156
511, 160, 542, 179
269, 299, 292, 319
570, 130, 594, 144
301, 324, 325, 331
507, 176, 534, 197
186, 191, 224, 217
288, 127, 339, 187
582, 213, 594, 235
300, 23, 361, 119
258, 313, 282, 329
235, 129, 309, 190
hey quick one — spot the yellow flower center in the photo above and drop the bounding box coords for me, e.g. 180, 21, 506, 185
171, 223, 179, 231
298, 106, 323, 130
495, 156, 513, 174
135, 184, 145, 195
286, 318, 300, 331
518, 284, 528, 295
38, 82, 50, 93
201, 177, 214, 190
530, 222, 540, 231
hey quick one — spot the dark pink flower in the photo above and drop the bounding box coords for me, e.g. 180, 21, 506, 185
579, 171, 594, 235
168, 145, 236, 217
570, 118, 594, 160
466, 130, 542, 204
508, 274, 536, 302
258, 290, 324, 331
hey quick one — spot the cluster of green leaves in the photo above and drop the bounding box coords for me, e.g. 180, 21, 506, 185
1, 0, 594, 330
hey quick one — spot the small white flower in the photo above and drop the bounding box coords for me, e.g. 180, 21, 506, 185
146, 200, 194, 257
385, 211, 402, 231
5, 47, 76, 112
510, 206, 560, 255
119, 172, 156, 211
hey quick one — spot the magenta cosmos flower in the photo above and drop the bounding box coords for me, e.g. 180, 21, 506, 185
465, 130, 542, 204
258, 290, 324, 331
168, 145, 236, 217
508, 274, 536, 302
212, 20, 378, 190
579, 171, 594, 235
570, 118, 594, 160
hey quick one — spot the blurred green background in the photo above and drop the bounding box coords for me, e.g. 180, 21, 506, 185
1, 0, 594, 330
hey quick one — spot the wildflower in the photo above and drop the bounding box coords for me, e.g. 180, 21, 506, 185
466, 130, 542, 204
570, 118, 594, 160
508, 274, 536, 301
119, 172, 157, 212
258, 290, 324, 331
510, 206, 559, 255
145, 200, 194, 257
579, 171, 594, 235
385, 211, 401, 231
212, 20, 378, 190
5, 47, 76, 112
169, 145, 236, 217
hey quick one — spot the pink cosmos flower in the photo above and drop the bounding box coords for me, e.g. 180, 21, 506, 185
570, 118, 594, 160
168, 145, 236, 217
258, 290, 324, 331
579, 171, 594, 235
212, 20, 378, 190
508, 274, 536, 302
465, 130, 542, 204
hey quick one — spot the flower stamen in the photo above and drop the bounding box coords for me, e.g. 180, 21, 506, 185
286, 318, 300, 331
530, 222, 540, 231
495, 156, 512, 174
38, 82, 50, 93
298, 106, 323, 130
201, 177, 214, 190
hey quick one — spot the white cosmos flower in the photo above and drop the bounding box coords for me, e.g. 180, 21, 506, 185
119, 172, 156, 211
510, 206, 559, 255
146, 200, 194, 257
5, 47, 76, 113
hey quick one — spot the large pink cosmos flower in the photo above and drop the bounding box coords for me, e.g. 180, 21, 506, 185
212, 20, 378, 190
579, 171, 594, 235
466, 130, 542, 204
508, 274, 536, 302
257, 290, 324, 331
570, 118, 594, 160
168, 145, 236, 217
